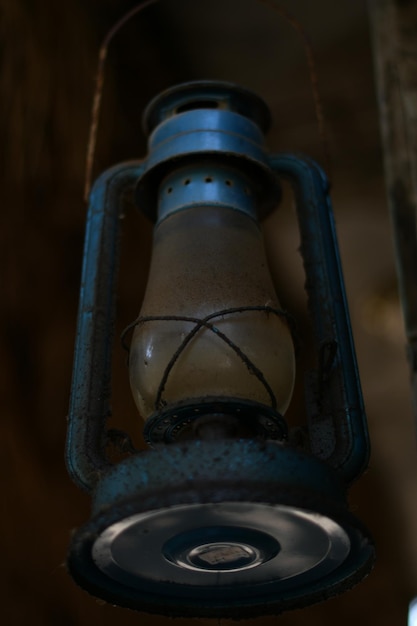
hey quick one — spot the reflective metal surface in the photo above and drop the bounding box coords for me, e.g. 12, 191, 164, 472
68, 440, 374, 617
92, 502, 350, 590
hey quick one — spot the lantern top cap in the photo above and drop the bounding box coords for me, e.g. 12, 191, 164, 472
143, 80, 272, 136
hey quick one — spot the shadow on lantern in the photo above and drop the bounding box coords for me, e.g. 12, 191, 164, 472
65, 80, 374, 618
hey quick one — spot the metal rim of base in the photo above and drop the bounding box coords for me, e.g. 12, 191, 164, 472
67, 442, 374, 618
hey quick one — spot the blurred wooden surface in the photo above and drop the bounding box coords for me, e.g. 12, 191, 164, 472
369, 0, 417, 419
2, 1, 416, 624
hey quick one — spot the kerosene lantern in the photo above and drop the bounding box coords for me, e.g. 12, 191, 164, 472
66, 80, 374, 618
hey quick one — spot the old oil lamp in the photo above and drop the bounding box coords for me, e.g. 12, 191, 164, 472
66, 80, 374, 618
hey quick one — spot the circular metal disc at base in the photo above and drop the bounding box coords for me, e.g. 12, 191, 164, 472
67, 441, 374, 618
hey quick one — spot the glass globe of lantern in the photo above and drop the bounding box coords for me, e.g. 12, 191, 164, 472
128, 165, 296, 434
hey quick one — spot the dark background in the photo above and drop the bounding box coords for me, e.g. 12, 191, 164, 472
2, 0, 417, 624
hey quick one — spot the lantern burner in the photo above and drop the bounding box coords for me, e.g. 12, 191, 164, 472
141, 397, 288, 444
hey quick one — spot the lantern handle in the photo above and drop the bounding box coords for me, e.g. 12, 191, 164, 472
270, 154, 370, 484
84, 0, 329, 200
66, 162, 145, 493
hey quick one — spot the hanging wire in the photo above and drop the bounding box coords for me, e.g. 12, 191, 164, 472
83, 0, 331, 201
84, 0, 158, 202
256, 0, 331, 179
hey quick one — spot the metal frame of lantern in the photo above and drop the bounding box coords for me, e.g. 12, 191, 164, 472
66, 81, 374, 618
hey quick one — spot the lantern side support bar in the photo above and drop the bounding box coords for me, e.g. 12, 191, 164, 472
66, 162, 145, 493
270, 154, 370, 484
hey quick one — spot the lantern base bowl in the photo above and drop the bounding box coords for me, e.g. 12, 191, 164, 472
67, 440, 374, 618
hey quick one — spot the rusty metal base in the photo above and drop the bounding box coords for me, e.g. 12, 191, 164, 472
67, 440, 374, 618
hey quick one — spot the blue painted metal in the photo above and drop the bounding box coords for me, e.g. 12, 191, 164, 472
269, 154, 370, 485
157, 163, 258, 222
66, 80, 373, 617
67, 440, 374, 618
142, 80, 271, 134
66, 161, 145, 493
90, 440, 346, 514
135, 81, 280, 221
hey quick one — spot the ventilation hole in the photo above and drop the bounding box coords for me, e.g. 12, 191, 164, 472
225, 180, 233, 187
184, 179, 191, 185
176, 100, 219, 114
205, 177, 213, 183
167, 187, 173, 194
